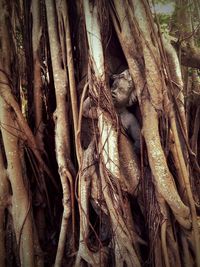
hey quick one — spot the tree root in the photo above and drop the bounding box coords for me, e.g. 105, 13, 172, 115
118, 132, 141, 196
100, 162, 141, 267
76, 141, 108, 266
75, 244, 108, 267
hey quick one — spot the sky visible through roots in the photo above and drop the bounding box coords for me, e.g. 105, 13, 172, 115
154, 2, 175, 14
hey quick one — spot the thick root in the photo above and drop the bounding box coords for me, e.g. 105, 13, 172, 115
100, 162, 141, 267
118, 132, 141, 196
142, 100, 191, 229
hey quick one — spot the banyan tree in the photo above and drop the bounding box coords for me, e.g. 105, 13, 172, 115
0, 0, 200, 266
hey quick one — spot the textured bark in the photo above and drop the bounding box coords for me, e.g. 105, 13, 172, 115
32, 0, 44, 151
56, 0, 79, 152
110, 0, 190, 227
0, 83, 35, 267
109, 0, 199, 266
0, 146, 9, 267
81, 1, 143, 266
0, 1, 35, 265
180, 44, 200, 69
31, 0, 46, 250
0, 0, 199, 266
45, 1, 74, 265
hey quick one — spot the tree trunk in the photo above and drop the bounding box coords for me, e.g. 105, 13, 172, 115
0, 0, 199, 266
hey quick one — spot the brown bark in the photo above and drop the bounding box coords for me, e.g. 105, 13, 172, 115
79, 1, 143, 266
0, 1, 35, 265
32, 0, 44, 151
109, 0, 200, 266
31, 0, 46, 249
0, 146, 9, 267
1, 0, 200, 266
180, 44, 200, 69
45, 0, 75, 265
110, 0, 190, 228
0, 84, 35, 267
56, 0, 79, 153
